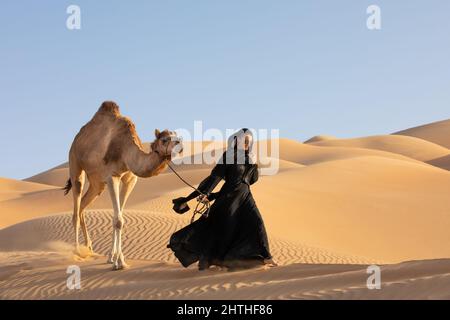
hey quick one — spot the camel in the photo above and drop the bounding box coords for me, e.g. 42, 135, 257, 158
63, 101, 182, 270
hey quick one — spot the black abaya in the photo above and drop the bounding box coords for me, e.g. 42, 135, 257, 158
168, 152, 272, 269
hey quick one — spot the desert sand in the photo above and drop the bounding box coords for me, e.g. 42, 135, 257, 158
1, 120, 450, 300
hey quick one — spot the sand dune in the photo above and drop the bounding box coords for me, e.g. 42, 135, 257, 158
428, 154, 450, 171
5, 153, 450, 262
131, 156, 450, 263
0, 210, 370, 266
24, 162, 71, 186
2, 120, 450, 300
304, 135, 337, 144
1, 210, 448, 300
309, 134, 450, 163
0, 178, 55, 201
15, 137, 422, 227
271, 139, 423, 166
1, 251, 449, 300
394, 119, 450, 149
4, 138, 450, 262
254, 156, 450, 263
24, 168, 70, 188
24, 139, 423, 187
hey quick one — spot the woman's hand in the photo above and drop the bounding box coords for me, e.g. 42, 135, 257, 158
197, 194, 209, 203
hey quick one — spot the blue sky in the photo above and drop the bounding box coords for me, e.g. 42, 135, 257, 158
1, 1, 449, 179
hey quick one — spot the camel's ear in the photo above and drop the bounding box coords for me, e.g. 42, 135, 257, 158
155, 129, 161, 138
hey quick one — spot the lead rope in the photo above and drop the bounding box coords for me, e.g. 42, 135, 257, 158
167, 161, 211, 224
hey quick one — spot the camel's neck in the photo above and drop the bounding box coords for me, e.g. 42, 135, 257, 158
124, 143, 168, 178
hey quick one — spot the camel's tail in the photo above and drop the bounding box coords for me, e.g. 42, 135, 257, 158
63, 179, 72, 196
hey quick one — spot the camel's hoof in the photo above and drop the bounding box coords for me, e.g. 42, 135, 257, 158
107, 253, 117, 264
112, 262, 130, 271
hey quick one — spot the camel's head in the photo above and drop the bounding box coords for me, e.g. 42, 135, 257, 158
152, 129, 183, 160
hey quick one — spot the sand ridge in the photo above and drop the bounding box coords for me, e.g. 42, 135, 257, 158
394, 119, 450, 149
309, 134, 450, 163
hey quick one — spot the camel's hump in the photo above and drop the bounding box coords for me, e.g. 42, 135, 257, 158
97, 101, 121, 116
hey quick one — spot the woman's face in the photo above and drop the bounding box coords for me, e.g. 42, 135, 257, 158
244, 134, 253, 151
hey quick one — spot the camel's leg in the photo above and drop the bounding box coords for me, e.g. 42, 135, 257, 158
107, 176, 120, 265
109, 173, 137, 266
106, 174, 136, 264
107, 176, 128, 270
107, 225, 118, 264
79, 179, 105, 253
120, 173, 138, 212
115, 217, 126, 270
70, 164, 85, 255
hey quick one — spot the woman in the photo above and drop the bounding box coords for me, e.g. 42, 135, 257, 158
168, 128, 276, 271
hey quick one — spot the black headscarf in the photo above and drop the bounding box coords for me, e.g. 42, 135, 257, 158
223, 128, 255, 165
